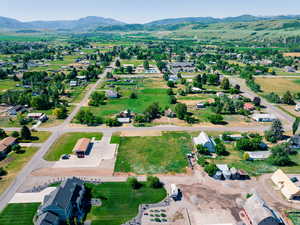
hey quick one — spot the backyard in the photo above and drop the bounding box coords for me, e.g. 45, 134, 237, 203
0, 147, 39, 194
114, 132, 193, 174
44, 132, 103, 161
86, 182, 167, 225
0, 203, 40, 225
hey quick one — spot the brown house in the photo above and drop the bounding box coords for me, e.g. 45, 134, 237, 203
0, 137, 17, 157
72, 138, 90, 158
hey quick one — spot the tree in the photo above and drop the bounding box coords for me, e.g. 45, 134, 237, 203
167, 88, 174, 96
269, 144, 293, 166
169, 96, 177, 104
126, 66, 133, 74
215, 140, 228, 156
144, 102, 161, 121
21, 125, 31, 140
253, 97, 261, 106
175, 103, 187, 120
53, 106, 68, 119
143, 60, 150, 70
130, 92, 138, 99
208, 114, 224, 124
147, 176, 162, 188
282, 91, 295, 105
11, 131, 19, 138
127, 177, 141, 189
265, 119, 284, 143
12, 144, 21, 153
292, 117, 300, 135
220, 78, 230, 90
115, 60, 121, 67
0, 167, 7, 176
0, 129, 7, 139
196, 145, 210, 155
204, 163, 218, 176
167, 81, 175, 88
105, 118, 121, 127
89, 92, 105, 106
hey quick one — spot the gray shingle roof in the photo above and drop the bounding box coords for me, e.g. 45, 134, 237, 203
36, 212, 59, 225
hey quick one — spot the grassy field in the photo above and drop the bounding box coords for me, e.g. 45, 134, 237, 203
0, 80, 20, 92
120, 59, 155, 67
44, 132, 103, 161
86, 182, 167, 225
114, 132, 193, 174
0, 147, 39, 194
288, 211, 300, 225
88, 78, 169, 119
18, 131, 51, 143
0, 203, 40, 225
256, 77, 300, 95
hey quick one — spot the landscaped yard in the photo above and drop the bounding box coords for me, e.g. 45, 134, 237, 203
0, 147, 39, 194
255, 77, 300, 95
86, 182, 167, 225
114, 132, 193, 174
0, 80, 20, 92
0, 203, 40, 225
44, 132, 103, 161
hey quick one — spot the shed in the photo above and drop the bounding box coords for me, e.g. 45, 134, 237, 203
72, 138, 90, 158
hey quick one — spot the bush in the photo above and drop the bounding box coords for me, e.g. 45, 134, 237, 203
130, 92, 138, 99
197, 157, 208, 167
204, 163, 218, 176
127, 177, 141, 189
196, 145, 210, 155
11, 131, 20, 138
0, 167, 7, 176
208, 114, 224, 124
146, 176, 162, 188
105, 118, 121, 127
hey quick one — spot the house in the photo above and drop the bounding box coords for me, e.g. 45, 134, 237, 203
271, 169, 300, 200
290, 135, 300, 149
295, 103, 300, 112
35, 211, 60, 225
0, 137, 17, 158
193, 132, 216, 153
117, 118, 131, 123
7, 105, 26, 116
27, 113, 48, 122
73, 138, 90, 158
191, 87, 203, 93
252, 114, 276, 122
168, 62, 195, 74
196, 103, 205, 109
216, 164, 232, 180
170, 184, 179, 199
285, 66, 296, 73
240, 193, 281, 225
106, 90, 118, 98
70, 80, 77, 87
246, 151, 271, 160
36, 177, 85, 225
216, 92, 225, 97
168, 75, 179, 82
244, 103, 255, 111
164, 108, 176, 118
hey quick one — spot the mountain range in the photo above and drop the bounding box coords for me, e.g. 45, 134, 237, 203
1, 14, 300, 31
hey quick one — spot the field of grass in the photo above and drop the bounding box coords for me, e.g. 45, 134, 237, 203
0, 80, 20, 92
86, 182, 167, 225
18, 131, 52, 143
0, 203, 40, 225
288, 211, 300, 225
88, 78, 169, 119
115, 132, 193, 174
0, 147, 39, 194
256, 77, 300, 95
44, 132, 103, 161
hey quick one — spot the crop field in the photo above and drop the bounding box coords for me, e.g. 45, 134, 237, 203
255, 77, 300, 95
114, 132, 193, 174
0, 203, 40, 225
44, 132, 103, 161
0, 147, 39, 194
86, 182, 167, 225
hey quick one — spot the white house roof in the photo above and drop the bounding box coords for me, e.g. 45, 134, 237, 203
193, 132, 212, 145
247, 151, 271, 160
217, 164, 229, 172
252, 114, 276, 120
117, 118, 130, 123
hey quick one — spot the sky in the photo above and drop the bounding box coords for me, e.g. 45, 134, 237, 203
1, 0, 300, 23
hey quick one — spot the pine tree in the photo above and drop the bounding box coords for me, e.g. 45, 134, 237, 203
21, 125, 31, 140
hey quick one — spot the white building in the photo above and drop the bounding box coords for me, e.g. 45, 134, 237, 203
193, 132, 216, 153
295, 103, 300, 112
252, 114, 277, 122
170, 184, 179, 199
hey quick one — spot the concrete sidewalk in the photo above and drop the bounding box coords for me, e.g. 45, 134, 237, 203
9, 187, 56, 203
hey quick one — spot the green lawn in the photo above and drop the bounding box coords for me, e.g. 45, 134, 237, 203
86, 182, 167, 225
0, 147, 39, 194
0, 203, 40, 225
86, 88, 169, 119
288, 211, 300, 225
0, 80, 20, 92
18, 131, 52, 143
44, 132, 103, 161
114, 132, 193, 174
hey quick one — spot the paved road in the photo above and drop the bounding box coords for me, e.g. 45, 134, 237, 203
228, 77, 295, 128
0, 61, 114, 211
0, 72, 295, 211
